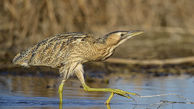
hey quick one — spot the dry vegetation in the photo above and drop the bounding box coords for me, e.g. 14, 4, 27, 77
0, 0, 194, 69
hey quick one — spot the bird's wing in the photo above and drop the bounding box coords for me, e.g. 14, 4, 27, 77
59, 61, 80, 80
13, 32, 93, 68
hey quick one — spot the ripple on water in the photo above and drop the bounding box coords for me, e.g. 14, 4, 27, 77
0, 74, 194, 109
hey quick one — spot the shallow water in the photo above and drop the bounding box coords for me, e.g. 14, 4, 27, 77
0, 73, 194, 109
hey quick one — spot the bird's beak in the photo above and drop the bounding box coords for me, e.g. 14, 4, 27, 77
121, 30, 143, 39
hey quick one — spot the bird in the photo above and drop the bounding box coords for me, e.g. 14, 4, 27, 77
12, 30, 143, 104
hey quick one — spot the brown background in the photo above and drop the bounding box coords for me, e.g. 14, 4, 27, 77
0, 0, 194, 68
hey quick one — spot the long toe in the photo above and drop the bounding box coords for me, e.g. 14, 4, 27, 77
112, 89, 138, 98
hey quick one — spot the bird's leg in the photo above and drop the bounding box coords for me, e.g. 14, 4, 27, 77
106, 92, 114, 104
75, 71, 139, 104
58, 79, 65, 104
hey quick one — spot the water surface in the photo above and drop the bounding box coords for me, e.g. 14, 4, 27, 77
0, 73, 194, 109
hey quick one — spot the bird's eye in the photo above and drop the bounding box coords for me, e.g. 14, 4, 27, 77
120, 34, 125, 36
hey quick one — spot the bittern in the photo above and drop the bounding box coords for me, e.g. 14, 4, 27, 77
12, 30, 143, 104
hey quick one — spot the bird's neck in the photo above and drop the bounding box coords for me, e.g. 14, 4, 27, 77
93, 43, 115, 61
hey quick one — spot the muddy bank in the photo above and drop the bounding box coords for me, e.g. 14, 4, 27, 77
1, 61, 194, 79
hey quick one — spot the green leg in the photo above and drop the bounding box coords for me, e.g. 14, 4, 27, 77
82, 83, 138, 104
106, 92, 114, 104
58, 80, 65, 104
75, 65, 138, 104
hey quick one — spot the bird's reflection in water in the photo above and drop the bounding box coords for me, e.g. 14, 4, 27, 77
106, 104, 111, 109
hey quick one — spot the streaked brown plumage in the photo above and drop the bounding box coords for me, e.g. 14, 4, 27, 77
13, 30, 143, 104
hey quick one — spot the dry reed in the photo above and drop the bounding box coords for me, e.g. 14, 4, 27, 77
0, 0, 194, 62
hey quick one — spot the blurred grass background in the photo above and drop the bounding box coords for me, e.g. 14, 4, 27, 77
0, 0, 194, 68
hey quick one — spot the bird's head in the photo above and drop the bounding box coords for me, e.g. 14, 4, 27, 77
105, 30, 143, 47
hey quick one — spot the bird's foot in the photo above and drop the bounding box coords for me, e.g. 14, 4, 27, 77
110, 88, 138, 98
83, 84, 139, 104
105, 88, 139, 104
